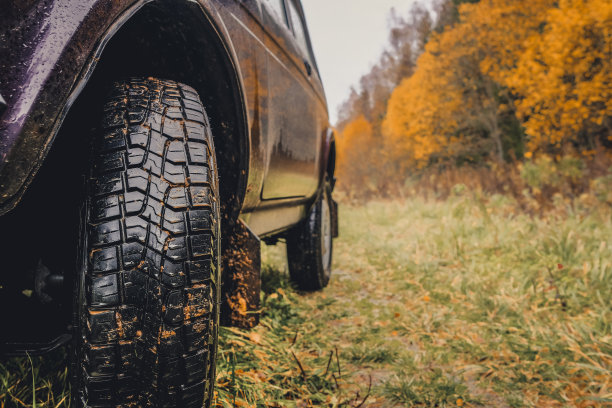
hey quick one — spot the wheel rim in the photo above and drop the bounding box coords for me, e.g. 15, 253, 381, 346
321, 194, 332, 273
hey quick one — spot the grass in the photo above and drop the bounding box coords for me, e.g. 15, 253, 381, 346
2, 193, 611, 407
0, 350, 69, 407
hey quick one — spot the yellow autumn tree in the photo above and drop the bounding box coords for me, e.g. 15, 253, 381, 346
506, 0, 612, 152
383, 46, 459, 169
336, 115, 381, 193
383, 0, 555, 169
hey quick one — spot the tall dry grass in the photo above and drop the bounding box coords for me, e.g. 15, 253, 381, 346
337, 151, 612, 214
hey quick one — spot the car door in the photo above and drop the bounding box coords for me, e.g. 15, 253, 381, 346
259, 0, 322, 200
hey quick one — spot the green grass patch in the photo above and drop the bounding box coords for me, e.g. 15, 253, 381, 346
2, 195, 611, 407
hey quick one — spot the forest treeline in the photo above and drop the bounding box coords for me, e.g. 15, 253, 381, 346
336, 0, 612, 201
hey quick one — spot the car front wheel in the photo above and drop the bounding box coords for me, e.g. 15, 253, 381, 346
72, 78, 220, 407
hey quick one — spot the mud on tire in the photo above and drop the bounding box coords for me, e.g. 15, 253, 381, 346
72, 78, 220, 407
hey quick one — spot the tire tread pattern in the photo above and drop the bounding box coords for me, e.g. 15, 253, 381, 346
77, 78, 219, 408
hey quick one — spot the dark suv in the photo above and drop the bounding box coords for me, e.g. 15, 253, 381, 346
0, 0, 337, 406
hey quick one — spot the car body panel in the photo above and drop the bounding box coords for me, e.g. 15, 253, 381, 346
0, 0, 332, 236
0, 0, 147, 215
259, 0, 321, 200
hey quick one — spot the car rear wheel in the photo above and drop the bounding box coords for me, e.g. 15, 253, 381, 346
286, 179, 333, 291
72, 78, 220, 407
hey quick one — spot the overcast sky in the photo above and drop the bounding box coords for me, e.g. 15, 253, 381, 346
302, 0, 422, 124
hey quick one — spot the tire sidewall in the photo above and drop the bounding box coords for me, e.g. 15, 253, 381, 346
318, 182, 333, 287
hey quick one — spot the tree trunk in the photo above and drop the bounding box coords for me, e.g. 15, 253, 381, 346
491, 125, 504, 162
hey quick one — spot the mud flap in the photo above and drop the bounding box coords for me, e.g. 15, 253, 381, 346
331, 199, 339, 238
220, 219, 261, 329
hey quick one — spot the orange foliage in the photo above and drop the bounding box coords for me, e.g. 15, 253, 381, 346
336, 115, 379, 192
383, 0, 611, 168
338, 0, 611, 197
384, 0, 555, 168
507, 0, 612, 152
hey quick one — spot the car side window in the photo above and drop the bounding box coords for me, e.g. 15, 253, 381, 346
286, 0, 310, 58
263, 0, 289, 28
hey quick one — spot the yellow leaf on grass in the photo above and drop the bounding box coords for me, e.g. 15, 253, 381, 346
249, 332, 262, 344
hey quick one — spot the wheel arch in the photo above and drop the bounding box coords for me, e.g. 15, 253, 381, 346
322, 127, 337, 188
53, 0, 250, 225
0, 0, 253, 354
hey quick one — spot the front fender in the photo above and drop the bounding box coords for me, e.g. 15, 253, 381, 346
0, 0, 250, 216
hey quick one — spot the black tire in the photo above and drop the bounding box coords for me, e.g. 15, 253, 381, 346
286, 180, 333, 291
72, 78, 220, 408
